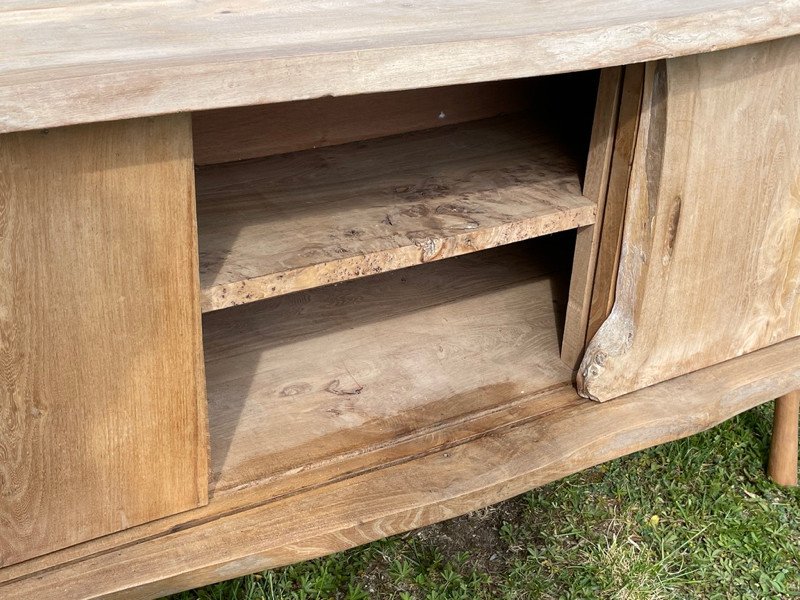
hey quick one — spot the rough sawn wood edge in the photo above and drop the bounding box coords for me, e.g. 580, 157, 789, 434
561, 66, 622, 370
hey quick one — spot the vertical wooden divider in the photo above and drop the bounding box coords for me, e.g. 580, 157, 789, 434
0, 115, 208, 566
562, 65, 646, 372
561, 67, 622, 370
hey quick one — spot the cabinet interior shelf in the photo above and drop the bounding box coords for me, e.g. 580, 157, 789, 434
196, 113, 595, 312
203, 237, 575, 497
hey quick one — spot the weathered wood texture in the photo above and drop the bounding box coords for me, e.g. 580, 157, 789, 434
0, 116, 208, 566
193, 80, 531, 165
197, 115, 594, 312
561, 67, 622, 369
768, 391, 799, 486
3, 1, 800, 133
584, 63, 645, 343
579, 37, 800, 402
3, 335, 799, 599
562, 64, 646, 370
203, 240, 573, 494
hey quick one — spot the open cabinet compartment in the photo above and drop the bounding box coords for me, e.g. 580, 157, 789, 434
194, 74, 598, 312
194, 71, 601, 500
203, 236, 577, 495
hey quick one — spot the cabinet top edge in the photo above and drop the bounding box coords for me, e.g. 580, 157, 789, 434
1, 0, 799, 134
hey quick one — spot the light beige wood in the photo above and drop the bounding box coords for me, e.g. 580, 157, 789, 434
3, 1, 800, 133
193, 80, 531, 165
0, 116, 208, 566
3, 334, 798, 599
768, 391, 799, 486
197, 114, 595, 312
561, 67, 623, 369
579, 37, 800, 402
203, 240, 573, 493
585, 63, 645, 342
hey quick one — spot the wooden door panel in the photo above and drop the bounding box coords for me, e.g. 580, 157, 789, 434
578, 37, 800, 402
0, 115, 208, 565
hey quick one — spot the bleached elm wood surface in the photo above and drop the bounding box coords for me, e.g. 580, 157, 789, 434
584, 63, 645, 343
197, 114, 594, 312
579, 37, 800, 402
2, 334, 799, 599
2, 1, 800, 133
0, 116, 208, 567
563, 64, 646, 371
0, 237, 569, 584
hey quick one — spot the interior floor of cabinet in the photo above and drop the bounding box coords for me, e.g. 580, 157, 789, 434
203, 236, 575, 497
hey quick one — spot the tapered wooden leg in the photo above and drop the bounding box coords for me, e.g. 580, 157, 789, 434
768, 391, 799, 486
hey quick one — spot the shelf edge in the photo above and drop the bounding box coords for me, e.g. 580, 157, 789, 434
200, 202, 596, 312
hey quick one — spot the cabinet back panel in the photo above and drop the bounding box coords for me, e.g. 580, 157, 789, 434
192, 80, 532, 166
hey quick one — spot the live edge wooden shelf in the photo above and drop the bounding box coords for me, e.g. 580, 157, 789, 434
2, 2, 800, 599
197, 114, 594, 311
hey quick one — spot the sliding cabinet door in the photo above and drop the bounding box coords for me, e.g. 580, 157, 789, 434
578, 37, 800, 402
0, 115, 208, 564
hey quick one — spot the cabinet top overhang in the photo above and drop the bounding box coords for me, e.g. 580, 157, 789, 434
2, 0, 799, 134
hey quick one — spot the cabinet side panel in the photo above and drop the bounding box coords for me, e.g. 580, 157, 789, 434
0, 115, 208, 565
579, 36, 800, 402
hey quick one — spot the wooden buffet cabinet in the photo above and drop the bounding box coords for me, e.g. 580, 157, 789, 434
1, 2, 799, 598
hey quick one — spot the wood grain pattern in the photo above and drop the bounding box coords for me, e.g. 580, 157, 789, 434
0, 116, 208, 566
561, 65, 645, 369
197, 115, 595, 312
3, 335, 799, 599
561, 67, 623, 370
768, 391, 799, 486
2, 1, 799, 133
203, 240, 573, 494
193, 80, 531, 165
579, 37, 800, 402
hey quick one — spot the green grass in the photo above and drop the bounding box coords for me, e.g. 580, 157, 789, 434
167, 403, 800, 600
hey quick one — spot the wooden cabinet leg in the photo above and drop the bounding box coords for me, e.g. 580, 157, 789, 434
768, 391, 799, 486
